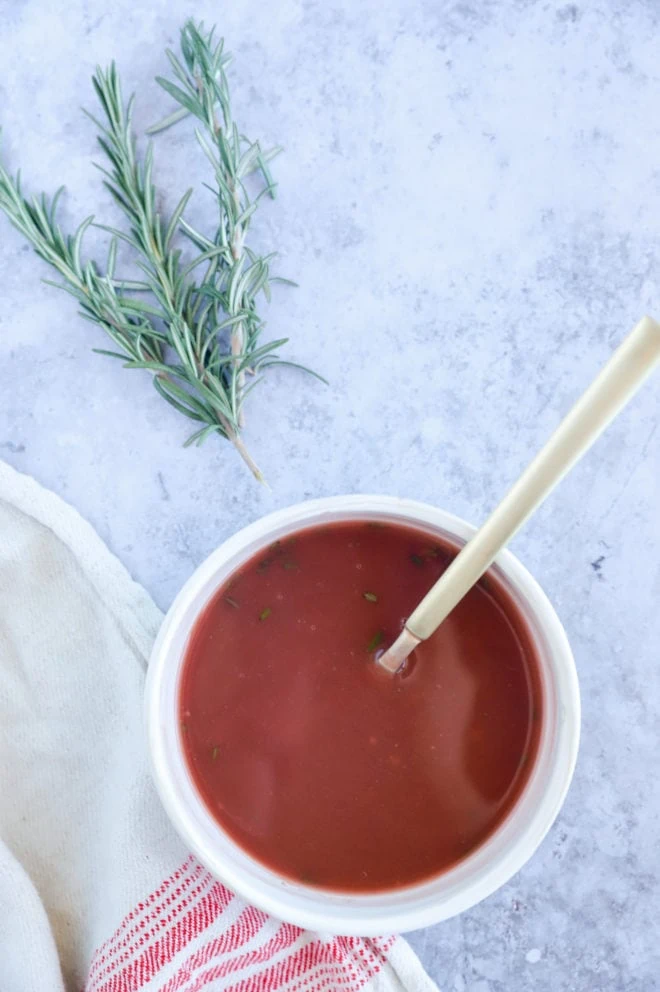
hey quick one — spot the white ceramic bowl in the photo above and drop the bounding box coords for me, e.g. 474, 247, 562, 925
145, 495, 580, 936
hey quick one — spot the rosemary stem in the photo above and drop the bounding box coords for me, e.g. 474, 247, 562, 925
231, 317, 246, 428
221, 417, 263, 482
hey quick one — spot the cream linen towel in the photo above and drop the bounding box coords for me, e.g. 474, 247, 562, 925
0, 461, 438, 992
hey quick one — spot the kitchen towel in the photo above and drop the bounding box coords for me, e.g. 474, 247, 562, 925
0, 461, 438, 992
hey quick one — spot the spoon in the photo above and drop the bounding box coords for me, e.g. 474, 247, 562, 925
378, 316, 660, 674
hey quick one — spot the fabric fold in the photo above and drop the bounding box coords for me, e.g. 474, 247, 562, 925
0, 461, 438, 992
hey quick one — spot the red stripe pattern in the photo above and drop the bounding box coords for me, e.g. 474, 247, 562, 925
85, 860, 396, 992
88, 860, 211, 986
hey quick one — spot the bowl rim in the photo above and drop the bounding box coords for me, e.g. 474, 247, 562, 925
145, 494, 581, 935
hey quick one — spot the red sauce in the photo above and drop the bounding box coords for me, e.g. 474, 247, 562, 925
179, 520, 543, 892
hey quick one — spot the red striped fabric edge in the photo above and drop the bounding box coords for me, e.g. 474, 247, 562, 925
158, 905, 283, 992
184, 932, 397, 992
85, 859, 399, 992
88, 863, 214, 985
86, 876, 233, 992
174, 922, 302, 992
88, 858, 199, 980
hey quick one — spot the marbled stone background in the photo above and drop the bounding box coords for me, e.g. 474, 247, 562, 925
1, 1, 659, 988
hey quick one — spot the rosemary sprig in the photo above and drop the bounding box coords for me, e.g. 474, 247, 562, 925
0, 22, 322, 481
86, 62, 267, 478
0, 163, 166, 370
148, 20, 292, 427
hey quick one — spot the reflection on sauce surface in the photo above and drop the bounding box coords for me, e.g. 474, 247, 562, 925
180, 520, 543, 892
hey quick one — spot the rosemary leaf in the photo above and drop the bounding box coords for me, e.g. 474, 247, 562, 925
366, 630, 384, 653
